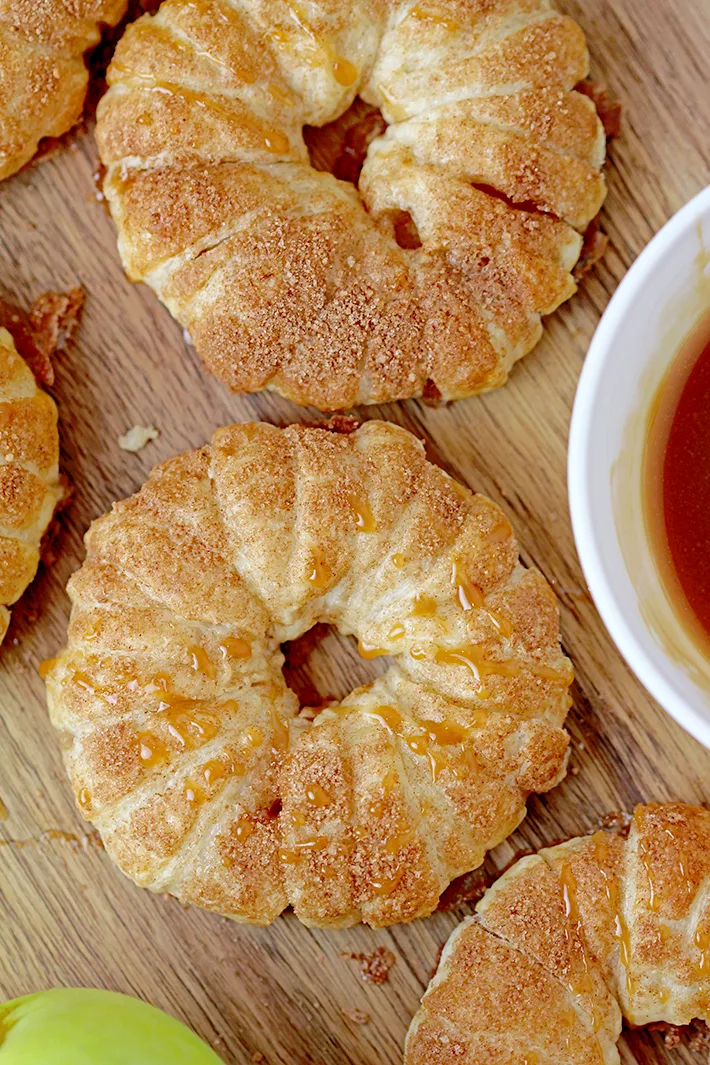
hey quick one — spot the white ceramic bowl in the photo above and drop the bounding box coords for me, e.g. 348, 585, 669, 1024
569, 185, 710, 749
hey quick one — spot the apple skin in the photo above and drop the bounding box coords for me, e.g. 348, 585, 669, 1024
0, 989, 224, 1064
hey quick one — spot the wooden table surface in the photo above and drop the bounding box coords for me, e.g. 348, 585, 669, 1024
1, 2, 710, 1062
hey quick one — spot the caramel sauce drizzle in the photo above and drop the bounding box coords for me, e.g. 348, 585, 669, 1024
391, 553, 406, 568
235, 816, 255, 843
371, 866, 405, 897
434, 643, 521, 685
695, 924, 710, 979
351, 496, 376, 532
560, 862, 595, 1005
266, 3, 359, 86
409, 5, 458, 31
357, 639, 389, 659
38, 656, 59, 680
188, 644, 216, 679
113, 68, 291, 153
306, 783, 332, 807
278, 834, 329, 864
451, 561, 514, 637
592, 831, 635, 997
308, 548, 332, 589
219, 636, 252, 660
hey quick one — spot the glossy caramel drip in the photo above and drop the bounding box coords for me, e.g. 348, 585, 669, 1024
188, 644, 216, 679
184, 779, 206, 805
235, 815, 255, 843
219, 636, 252, 660
560, 862, 594, 998
137, 731, 169, 767
412, 594, 438, 617
365, 705, 403, 733
409, 6, 458, 31
82, 618, 103, 642
385, 825, 415, 854
388, 623, 406, 641
695, 924, 710, 978
244, 726, 264, 748
112, 67, 290, 153
371, 867, 405, 897
434, 643, 520, 686
161, 703, 219, 748
422, 719, 467, 745
289, 809, 307, 827
411, 594, 448, 632
38, 656, 59, 680
270, 708, 290, 754
351, 496, 376, 532
451, 562, 513, 637
332, 56, 358, 86
78, 787, 92, 811
485, 519, 513, 545
592, 831, 635, 996
278, 834, 329, 863
200, 757, 244, 786
358, 639, 389, 659
391, 553, 406, 568
409, 646, 427, 661
306, 783, 332, 806
308, 548, 332, 589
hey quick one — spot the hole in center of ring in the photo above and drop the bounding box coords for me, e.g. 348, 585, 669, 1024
303, 96, 422, 250
282, 624, 391, 712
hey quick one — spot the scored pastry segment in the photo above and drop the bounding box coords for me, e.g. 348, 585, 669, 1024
0, 327, 63, 644
0, 0, 128, 181
405, 803, 710, 1064
96, 0, 608, 409
44, 420, 573, 927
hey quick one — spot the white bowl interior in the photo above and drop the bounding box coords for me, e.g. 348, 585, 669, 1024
569, 186, 710, 748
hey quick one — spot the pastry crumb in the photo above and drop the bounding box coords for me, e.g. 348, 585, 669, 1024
118, 425, 160, 452
341, 1007, 370, 1025
342, 946, 396, 984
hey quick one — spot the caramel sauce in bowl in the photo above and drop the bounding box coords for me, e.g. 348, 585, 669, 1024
569, 185, 710, 747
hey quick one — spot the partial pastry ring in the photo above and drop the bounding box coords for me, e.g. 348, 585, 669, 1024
0, 0, 127, 181
0, 327, 63, 644
96, 0, 607, 409
44, 420, 572, 927
406, 803, 710, 1065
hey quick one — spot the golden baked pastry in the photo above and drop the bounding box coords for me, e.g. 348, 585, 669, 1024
406, 802, 710, 1065
0, 327, 63, 643
0, 0, 127, 181
43, 420, 572, 927
95, 1, 607, 409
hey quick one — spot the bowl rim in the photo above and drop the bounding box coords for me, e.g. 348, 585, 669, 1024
568, 184, 710, 750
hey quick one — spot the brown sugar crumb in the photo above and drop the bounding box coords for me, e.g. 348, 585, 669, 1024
647, 1021, 710, 1050
576, 79, 622, 140
574, 216, 609, 281
421, 378, 443, 408
324, 415, 361, 435
342, 946, 396, 984
437, 867, 490, 912
341, 1007, 370, 1025
28, 288, 85, 385
597, 809, 633, 835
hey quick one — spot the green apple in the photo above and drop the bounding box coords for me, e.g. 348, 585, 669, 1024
0, 989, 223, 1064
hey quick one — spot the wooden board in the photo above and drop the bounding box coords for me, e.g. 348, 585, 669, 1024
1, 2, 710, 1061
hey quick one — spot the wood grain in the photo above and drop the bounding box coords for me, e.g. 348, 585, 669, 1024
1, 2, 710, 1062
